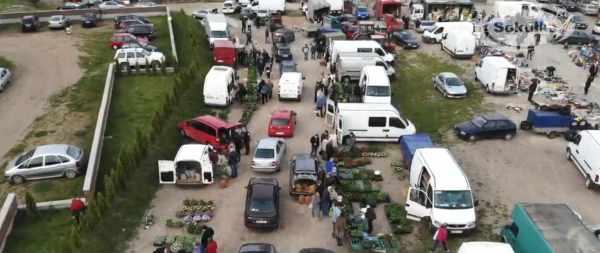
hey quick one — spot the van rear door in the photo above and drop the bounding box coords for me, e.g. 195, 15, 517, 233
158, 160, 176, 184
325, 98, 336, 127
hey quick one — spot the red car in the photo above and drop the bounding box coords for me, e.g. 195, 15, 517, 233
341, 22, 358, 40
109, 33, 149, 49
179, 115, 247, 153
268, 110, 297, 137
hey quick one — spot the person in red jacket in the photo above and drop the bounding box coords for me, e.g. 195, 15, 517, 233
430, 223, 449, 253
70, 198, 86, 227
205, 238, 217, 253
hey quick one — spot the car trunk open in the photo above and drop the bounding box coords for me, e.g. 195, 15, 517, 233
158, 160, 212, 186
291, 174, 317, 195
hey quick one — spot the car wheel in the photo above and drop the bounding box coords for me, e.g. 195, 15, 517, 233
0, 84, 4, 92
443, 91, 448, 98
112, 45, 118, 50
567, 148, 572, 161
547, 131, 558, 139
504, 132, 514, 141
585, 175, 594, 189
192, 14, 196, 19
152, 61, 161, 68
180, 129, 187, 137
120, 62, 128, 71
11, 175, 25, 185
468, 135, 477, 142
427, 219, 437, 234
64, 170, 78, 179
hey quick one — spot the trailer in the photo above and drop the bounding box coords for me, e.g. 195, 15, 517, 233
521, 109, 574, 139
399, 134, 434, 170
374, 0, 402, 20
307, 0, 330, 22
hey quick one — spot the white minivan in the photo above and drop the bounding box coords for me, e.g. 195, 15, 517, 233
203, 66, 236, 106
158, 144, 214, 186
567, 130, 600, 189
330, 40, 395, 66
359, 66, 391, 104
423, 22, 474, 43
328, 103, 416, 144
474, 56, 518, 94
406, 148, 478, 234
441, 31, 476, 59
336, 52, 395, 82
278, 72, 305, 101
410, 4, 424, 20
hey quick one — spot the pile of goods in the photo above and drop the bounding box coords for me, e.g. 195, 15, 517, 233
294, 183, 316, 193
338, 169, 383, 181
347, 214, 400, 251
339, 191, 390, 206
153, 235, 198, 253
390, 161, 404, 180
298, 195, 313, 205
360, 146, 387, 157
340, 180, 380, 193
166, 199, 216, 229
335, 146, 362, 159
385, 203, 411, 234
241, 103, 257, 124
335, 157, 372, 169
142, 209, 154, 229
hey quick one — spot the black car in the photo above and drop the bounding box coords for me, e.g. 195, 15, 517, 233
118, 24, 156, 40
21, 15, 40, 32
272, 27, 295, 43
114, 15, 152, 29
299, 249, 335, 253
338, 14, 357, 25
289, 154, 319, 197
570, 14, 588, 29
239, 243, 277, 253
454, 113, 517, 142
555, 30, 598, 45
561, 0, 577, 11
392, 30, 420, 49
81, 13, 100, 28
272, 43, 293, 62
244, 177, 280, 229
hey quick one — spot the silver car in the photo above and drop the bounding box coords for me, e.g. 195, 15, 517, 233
0, 68, 11, 92
434, 72, 467, 98
134, 1, 156, 7
578, 4, 599, 15
48, 15, 70, 29
417, 20, 437, 33
4, 144, 86, 184
192, 8, 218, 19
251, 138, 286, 172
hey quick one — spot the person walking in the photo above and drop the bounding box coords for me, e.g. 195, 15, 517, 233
316, 93, 325, 118
528, 78, 538, 102
321, 186, 331, 217
261, 83, 269, 104
365, 204, 376, 234
589, 61, 598, 81
585, 76, 594, 95
430, 223, 449, 253
242, 17, 247, 33
527, 44, 534, 60
209, 148, 219, 174
233, 133, 243, 154
200, 225, 215, 253
332, 204, 342, 238
246, 31, 252, 46
265, 28, 270, 44
311, 192, 322, 220
265, 63, 271, 79
227, 148, 240, 178
335, 211, 347, 246
302, 44, 310, 61
243, 130, 250, 155
311, 43, 317, 60
353, 83, 362, 102
258, 60, 265, 77
205, 238, 218, 253
70, 197, 86, 228
320, 134, 328, 160
310, 134, 320, 156
266, 79, 274, 99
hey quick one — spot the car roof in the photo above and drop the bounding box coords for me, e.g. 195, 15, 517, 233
276, 43, 290, 48
293, 154, 317, 173
481, 113, 509, 121
22, 15, 35, 19
416, 148, 469, 190
439, 72, 459, 78
213, 40, 235, 48
249, 177, 279, 187
175, 144, 208, 162
483, 56, 516, 68
193, 115, 230, 128
33, 144, 70, 156
206, 66, 234, 81
281, 60, 296, 66
280, 72, 301, 82
272, 110, 292, 119
114, 33, 134, 36
257, 138, 284, 149
239, 243, 276, 253
51, 15, 64, 18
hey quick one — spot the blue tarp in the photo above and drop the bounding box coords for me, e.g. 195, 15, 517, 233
526, 109, 573, 128
399, 134, 434, 168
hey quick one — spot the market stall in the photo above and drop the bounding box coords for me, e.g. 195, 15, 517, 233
422, 0, 474, 22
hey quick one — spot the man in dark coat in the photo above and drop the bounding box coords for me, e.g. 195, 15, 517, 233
325, 141, 334, 161
528, 78, 538, 102
200, 225, 215, 252
243, 130, 251, 155
233, 133, 243, 155
246, 31, 252, 46
321, 187, 331, 217
365, 205, 376, 234
238, 83, 246, 104
241, 17, 247, 33
353, 83, 362, 103
228, 148, 241, 178
208, 148, 219, 173
585, 76, 593, 95
310, 134, 320, 156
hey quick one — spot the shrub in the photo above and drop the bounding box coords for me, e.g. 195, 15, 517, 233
25, 192, 39, 221
79, 213, 89, 233
70, 223, 81, 249
96, 192, 108, 214
116, 163, 127, 188
86, 198, 99, 225
126, 62, 132, 75
135, 61, 141, 74
104, 174, 116, 204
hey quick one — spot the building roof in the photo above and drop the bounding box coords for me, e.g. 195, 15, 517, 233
175, 144, 208, 162
520, 203, 600, 253
416, 148, 469, 191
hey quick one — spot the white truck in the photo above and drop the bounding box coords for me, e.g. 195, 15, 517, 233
249, 0, 285, 13
325, 0, 343, 15
204, 14, 230, 47
330, 40, 395, 68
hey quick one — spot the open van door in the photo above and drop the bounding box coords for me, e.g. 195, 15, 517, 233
405, 187, 431, 221
158, 160, 176, 184
325, 98, 336, 127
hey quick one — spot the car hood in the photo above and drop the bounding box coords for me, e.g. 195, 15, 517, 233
447, 85, 467, 94
405, 38, 419, 44
432, 207, 476, 225
456, 121, 478, 133
6, 157, 20, 172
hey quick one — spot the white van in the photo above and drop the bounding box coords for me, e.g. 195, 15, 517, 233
567, 130, 600, 189
441, 31, 476, 59
278, 72, 305, 101
410, 4, 424, 20
474, 56, 518, 94
327, 103, 416, 144
492, 1, 541, 20
336, 52, 395, 82
158, 144, 214, 186
249, 0, 285, 13
422, 22, 474, 43
359, 66, 391, 104
406, 148, 478, 234
204, 14, 230, 46
203, 66, 236, 106
330, 40, 395, 66
457, 242, 514, 253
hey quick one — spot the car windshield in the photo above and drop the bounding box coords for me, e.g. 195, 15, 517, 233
366, 86, 390, 96
249, 197, 275, 213
224, 3, 232, 7
434, 190, 473, 209
211, 30, 228, 38
272, 118, 289, 125
22, 18, 34, 24
255, 148, 275, 158
279, 48, 290, 54
445, 77, 462, 86
16, 149, 35, 165
358, 7, 368, 12
471, 116, 487, 128
282, 66, 296, 72
573, 15, 584, 21
67, 146, 82, 159
401, 33, 415, 40
50, 16, 61, 21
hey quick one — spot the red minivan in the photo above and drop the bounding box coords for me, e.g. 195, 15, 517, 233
213, 40, 236, 67
179, 115, 247, 152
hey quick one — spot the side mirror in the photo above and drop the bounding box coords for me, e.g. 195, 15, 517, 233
474, 200, 479, 207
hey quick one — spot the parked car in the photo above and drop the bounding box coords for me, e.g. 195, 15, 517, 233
99, 1, 125, 9
279, 60, 297, 75
114, 48, 165, 68
179, 115, 248, 153
251, 138, 286, 172
455, 114, 517, 142
0, 68, 11, 92
255, 9, 270, 25
48, 15, 70, 29
120, 19, 153, 30
134, 1, 156, 7
244, 177, 280, 229
339, 13, 357, 24
21, 15, 40, 32
391, 30, 420, 49
81, 13, 100, 28
268, 110, 297, 137
239, 244, 277, 253
561, 0, 577, 11
593, 22, 600, 34
4, 144, 85, 184
110, 33, 149, 49
417, 20, 436, 33
542, 4, 567, 16
355, 5, 370, 19
272, 43, 292, 62
555, 30, 598, 45
192, 8, 218, 19
272, 27, 295, 43
222, 0, 240, 14
122, 41, 157, 52
578, 3, 598, 15
289, 154, 319, 197
433, 72, 467, 98
341, 22, 358, 39
118, 24, 156, 39
114, 15, 152, 29
570, 14, 589, 29
241, 7, 255, 20
57, 2, 83, 10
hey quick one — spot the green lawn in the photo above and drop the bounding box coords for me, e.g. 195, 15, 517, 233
392, 52, 484, 143
147, 16, 174, 66
0, 0, 55, 12
3, 209, 73, 253
0, 56, 14, 70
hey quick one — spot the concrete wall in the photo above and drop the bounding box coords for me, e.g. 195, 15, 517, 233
0, 6, 167, 23
0, 194, 17, 253
166, 7, 178, 65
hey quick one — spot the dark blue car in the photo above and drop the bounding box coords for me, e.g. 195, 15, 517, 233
279, 60, 297, 75
355, 5, 370, 20
454, 114, 517, 142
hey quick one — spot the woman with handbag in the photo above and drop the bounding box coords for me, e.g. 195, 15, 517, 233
430, 223, 449, 253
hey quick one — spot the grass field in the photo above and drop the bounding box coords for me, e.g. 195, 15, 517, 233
3, 209, 73, 253
0, 56, 14, 70
392, 51, 484, 143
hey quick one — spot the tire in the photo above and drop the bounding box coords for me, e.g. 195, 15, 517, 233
427, 219, 437, 234
468, 135, 477, 142
11, 175, 25, 184
64, 170, 78, 179
585, 175, 594, 189
180, 129, 187, 137
428, 38, 435, 44
120, 63, 128, 71
579, 120, 588, 130
549, 104, 560, 111
564, 130, 576, 141
520, 121, 532, 131
567, 148, 572, 161
112, 45, 118, 50
570, 120, 579, 130
547, 131, 558, 139
443, 91, 448, 98
152, 61, 161, 68
192, 14, 196, 19
504, 132, 514, 141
